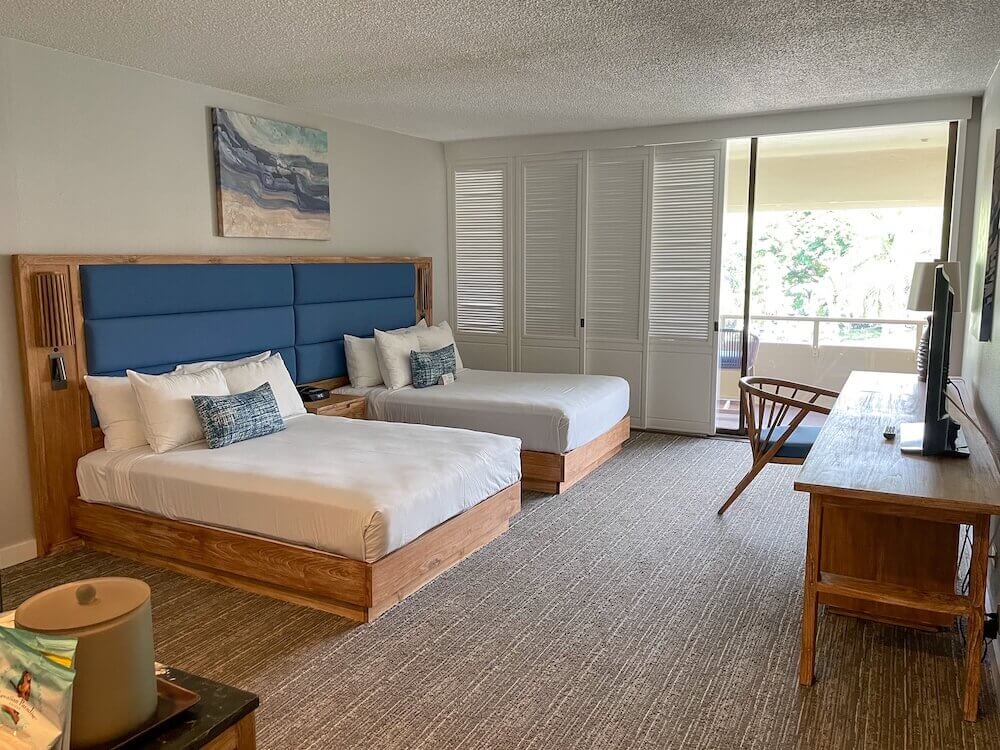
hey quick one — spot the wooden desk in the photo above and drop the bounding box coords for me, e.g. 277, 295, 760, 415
794, 371, 1000, 722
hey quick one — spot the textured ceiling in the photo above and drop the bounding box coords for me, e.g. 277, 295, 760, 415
4, 1, 1000, 141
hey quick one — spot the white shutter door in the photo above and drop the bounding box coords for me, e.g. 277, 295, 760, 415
648, 151, 718, 341
645, 143, 724, 434
450, 161, 511, 371
518, 155, 584, 373
587, 152, 646, 342
585, 148, 650, 420
453, 166, 506, 335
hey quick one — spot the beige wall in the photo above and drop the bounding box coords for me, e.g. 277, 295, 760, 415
963, 67, 1000, 442
960, 63, 1000, 611
727, 147, 948, 211
0, 38, 447, 561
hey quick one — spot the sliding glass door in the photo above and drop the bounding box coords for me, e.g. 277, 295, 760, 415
716, 122, 955, 433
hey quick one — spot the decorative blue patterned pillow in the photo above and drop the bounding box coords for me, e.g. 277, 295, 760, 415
410, 344, 456, 388
191, 382, 285, 449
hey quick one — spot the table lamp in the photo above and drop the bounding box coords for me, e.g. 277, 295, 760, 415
907, 261, 962, 381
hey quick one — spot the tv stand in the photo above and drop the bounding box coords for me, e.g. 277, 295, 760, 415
898, 420, 971, 458
795, 371, 1000, 721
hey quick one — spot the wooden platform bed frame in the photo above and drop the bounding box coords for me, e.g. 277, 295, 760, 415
521, 417, 630, 494
13, 253, 524, 622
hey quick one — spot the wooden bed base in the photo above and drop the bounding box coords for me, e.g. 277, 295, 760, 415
69, 483, 520, 622
13, 254, 528, 622
520, 417, 630, 494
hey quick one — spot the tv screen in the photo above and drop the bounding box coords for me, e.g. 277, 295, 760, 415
921, 266, 966, 457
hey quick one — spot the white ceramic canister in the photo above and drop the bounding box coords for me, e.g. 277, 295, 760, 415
15, 577, 157, 748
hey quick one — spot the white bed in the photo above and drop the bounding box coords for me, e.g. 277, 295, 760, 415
77, 413, 521, 563
336, 369, 629, 454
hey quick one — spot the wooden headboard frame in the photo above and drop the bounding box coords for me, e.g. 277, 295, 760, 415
13, 254, 433, 557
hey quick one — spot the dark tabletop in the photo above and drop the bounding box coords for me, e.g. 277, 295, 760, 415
135, 666, 259, 749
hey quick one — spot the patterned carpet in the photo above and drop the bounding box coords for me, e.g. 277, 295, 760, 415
4, 431, 998, 749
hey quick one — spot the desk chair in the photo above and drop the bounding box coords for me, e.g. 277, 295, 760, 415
718, 377, 839, 515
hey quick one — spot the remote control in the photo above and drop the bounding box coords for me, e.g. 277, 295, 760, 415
883, 424, 896, 440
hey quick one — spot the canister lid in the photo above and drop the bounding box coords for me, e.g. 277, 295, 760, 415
15, 577, 150, 632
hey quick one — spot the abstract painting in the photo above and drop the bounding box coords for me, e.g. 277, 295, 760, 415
980, 130, 999, 341
212, 108, 330, 240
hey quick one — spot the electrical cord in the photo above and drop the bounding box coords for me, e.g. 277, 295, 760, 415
947, 378, 967, 409
946, 381, 988, 442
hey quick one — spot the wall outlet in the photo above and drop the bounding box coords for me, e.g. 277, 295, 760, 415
985, 612, 1000, 641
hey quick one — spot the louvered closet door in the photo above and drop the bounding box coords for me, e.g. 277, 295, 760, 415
644, 142, 725, 434
450, 161, 511, 371
517, 154, 585, 374
585, 148, 650, 420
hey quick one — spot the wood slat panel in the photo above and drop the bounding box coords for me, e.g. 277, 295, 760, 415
34, 272, 74, 347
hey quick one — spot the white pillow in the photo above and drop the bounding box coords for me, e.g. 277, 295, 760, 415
414, 321, 464, 370
344, 320, 427, 388
84, 375, 148, 451
173, 351, 271, 374
374, 328, 421, 390
344, 336, 383, 388
127, 368, 230, 453
219, 352, 306, 418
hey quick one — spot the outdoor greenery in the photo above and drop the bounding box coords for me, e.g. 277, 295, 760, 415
720, 207, 943, 346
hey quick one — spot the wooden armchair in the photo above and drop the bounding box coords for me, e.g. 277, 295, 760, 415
717, 377, 839, 515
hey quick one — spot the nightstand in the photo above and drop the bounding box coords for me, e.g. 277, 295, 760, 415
303, 393, 367, 419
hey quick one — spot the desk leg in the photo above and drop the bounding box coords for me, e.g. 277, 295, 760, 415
799, 494, 823, 686
963, 516, 990, 722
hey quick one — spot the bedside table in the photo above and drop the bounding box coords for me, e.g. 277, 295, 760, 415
304, 393, 367, 419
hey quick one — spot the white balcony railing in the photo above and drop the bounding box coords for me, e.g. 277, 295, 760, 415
716, 313, 925, 403
719, 314, 926, 352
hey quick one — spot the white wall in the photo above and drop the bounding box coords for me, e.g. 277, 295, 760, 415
962, 65, 1000, 441
444, 96, 974, 160
960, 62, 1000, 610
0, 38, 447, 561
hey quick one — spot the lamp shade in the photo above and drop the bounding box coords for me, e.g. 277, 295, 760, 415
907, 261, 963, 313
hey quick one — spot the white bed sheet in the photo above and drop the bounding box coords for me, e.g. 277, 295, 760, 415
337, 369, 629, 453
77, 414, 521, 563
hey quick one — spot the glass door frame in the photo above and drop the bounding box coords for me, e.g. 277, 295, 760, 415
715, 123, 958, 437
716, 136, 758, 436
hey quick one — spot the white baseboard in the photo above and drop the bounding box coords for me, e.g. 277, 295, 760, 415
0, 539, 37, 569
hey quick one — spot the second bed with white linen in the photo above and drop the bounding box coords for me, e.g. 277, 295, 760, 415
77, 413, 522, 563
338, 369, 630, 454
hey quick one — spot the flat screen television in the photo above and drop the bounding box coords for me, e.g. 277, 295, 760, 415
900, 266, 970, 457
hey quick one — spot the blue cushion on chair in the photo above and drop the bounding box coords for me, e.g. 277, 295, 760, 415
761, 424, 822, 459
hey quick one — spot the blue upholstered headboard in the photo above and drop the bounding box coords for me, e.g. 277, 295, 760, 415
80, 261, 418, 385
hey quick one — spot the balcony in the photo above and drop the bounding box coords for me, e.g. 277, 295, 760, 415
716, 314, 924, 432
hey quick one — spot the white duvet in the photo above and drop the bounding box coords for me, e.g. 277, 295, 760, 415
77, 414, 521, 563
337, 369, 629, 453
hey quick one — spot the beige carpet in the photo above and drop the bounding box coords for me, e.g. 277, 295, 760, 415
5, 432, 998, 749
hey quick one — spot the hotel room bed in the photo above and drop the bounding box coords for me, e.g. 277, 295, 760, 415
337, 369, 629, 453
14, 254, 525, 622
77, 414, 522, 563
336, 369, 631, 493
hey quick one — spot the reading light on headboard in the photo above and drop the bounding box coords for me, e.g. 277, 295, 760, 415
34, 272, 74, 390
